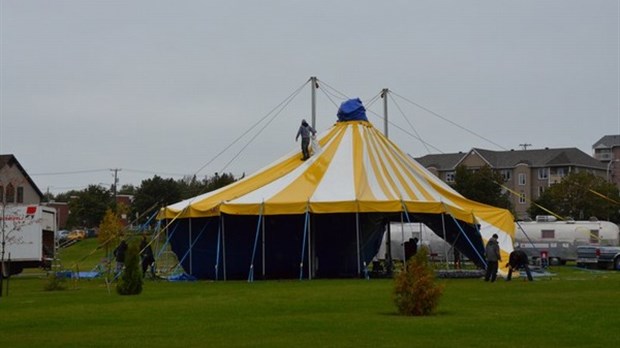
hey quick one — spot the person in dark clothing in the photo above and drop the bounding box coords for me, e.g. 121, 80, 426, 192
484, 234, 501, 282
403, 237, 418, 260
140, 236, 156, 278
506, 249, 533, 281
113, 240, 128, 274
295, 119, 317, 160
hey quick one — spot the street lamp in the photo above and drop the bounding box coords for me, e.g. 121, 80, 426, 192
607, 159, 620, 182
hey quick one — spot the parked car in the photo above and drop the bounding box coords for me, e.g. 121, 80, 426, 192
67, 229, 86, 241
56, 229, 70, 242
576, 245, 620, 270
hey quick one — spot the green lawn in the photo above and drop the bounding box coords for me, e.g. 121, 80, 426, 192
1, 240, 619, 347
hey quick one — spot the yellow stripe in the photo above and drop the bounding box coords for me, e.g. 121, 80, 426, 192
267, 123, 348, 203
363, 127, 398, 200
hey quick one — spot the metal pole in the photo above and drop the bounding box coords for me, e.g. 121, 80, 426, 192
222, 215, 227, 281
382, 88, 389, 138
188, 218, 192, 275
356, 210, 361, 276
607, 159, 618, 182
311, 76, 317, 129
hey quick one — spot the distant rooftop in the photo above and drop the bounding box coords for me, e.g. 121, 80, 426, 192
414, 147, 606, 171
593, 135, 620, 149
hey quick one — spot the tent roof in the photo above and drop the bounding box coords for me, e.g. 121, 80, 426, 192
160, 120, 513, 231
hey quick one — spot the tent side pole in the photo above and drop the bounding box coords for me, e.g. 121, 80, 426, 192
356, 210, 361, 276
222, 215, 227, 281
262, 214, 266, 278
440, 213, 450, 270
308, 212, 312, 280
189, 218, 193, 275
215, 217, 222, 281
400, 212, 405, 266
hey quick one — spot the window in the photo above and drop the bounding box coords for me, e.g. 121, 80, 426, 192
0, 185, 3, 203
5, 183, 15, 203
589, 230, 599, 244
556, 168, 565, 177
519, 192, 526, 204
445, 171, 455, 183
538, 186, 545, 197
538, 168, 548, 180
16, 187, 24, 203
518, 173, 526, 186
541, 230, 555, 239
500, 170, 512, 182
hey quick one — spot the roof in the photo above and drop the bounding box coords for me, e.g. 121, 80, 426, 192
0, 154, 44, 198
593, 135, 620, 149
159, 120, 515, 264
415, 147, 606, 171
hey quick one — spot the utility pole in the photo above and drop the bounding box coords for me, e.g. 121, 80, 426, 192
110, 168, 121, 211
519, 143, 532, 150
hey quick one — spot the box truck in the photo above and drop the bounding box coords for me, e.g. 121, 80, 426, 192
1, 205, 56, 276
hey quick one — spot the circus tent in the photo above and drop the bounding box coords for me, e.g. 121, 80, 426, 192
158, 99, 514, 280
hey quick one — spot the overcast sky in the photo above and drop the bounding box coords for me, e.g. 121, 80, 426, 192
1, 0, 618, 195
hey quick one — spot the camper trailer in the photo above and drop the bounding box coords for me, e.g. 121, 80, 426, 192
1, 205, 57, 276
377, 217, 620, 266
514, 216, 619, 265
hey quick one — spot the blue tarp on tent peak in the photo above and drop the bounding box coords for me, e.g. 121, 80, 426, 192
337, 98, 367, 122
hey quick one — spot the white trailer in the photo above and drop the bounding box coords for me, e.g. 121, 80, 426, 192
515, 217, 619, 265
377, 217, 620, 266
1, 205, 57, 276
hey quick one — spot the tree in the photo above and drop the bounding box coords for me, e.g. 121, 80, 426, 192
393, 247, 444, 316
116, 239, 143, 295
132, 176, 182, 222
98, 209, 124, 247
529, 172, 620, 222
66, 185, 111, 228
451, 165, 512, 210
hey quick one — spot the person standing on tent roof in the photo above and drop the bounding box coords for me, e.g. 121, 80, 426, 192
484, 234, 501, 282
295, 119, 316, 160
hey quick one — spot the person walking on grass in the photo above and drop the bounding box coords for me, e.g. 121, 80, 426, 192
484, 234, 501, 282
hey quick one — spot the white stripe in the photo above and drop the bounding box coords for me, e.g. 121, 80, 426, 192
312, 127, 356, 201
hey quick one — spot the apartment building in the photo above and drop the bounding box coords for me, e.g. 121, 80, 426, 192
593, 135, 620, 187
415, 147, 607, 220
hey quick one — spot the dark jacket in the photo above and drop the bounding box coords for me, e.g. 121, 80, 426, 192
114, 241, 128, 263
485, 237, 501, 262
507, 250, 528, 269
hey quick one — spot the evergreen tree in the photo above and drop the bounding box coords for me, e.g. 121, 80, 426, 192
116, 240, 143, 295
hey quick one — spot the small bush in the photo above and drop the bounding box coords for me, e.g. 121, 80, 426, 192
116, 240, 143, 295
393, 246, 444, 316
44, 272, 67, 291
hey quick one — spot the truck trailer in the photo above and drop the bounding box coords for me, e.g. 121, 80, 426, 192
1, 205, 57, 276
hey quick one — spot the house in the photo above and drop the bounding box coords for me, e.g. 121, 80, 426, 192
592, 135, 620, 187
0, 154, 43, 206
415, 147, 607, 220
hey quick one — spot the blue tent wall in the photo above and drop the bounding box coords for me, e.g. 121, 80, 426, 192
167, 213, 386, 280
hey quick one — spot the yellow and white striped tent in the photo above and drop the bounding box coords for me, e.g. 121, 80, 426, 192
159, 115, 514, 279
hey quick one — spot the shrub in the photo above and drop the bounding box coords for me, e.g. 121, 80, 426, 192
116, 240, 143, 295
393, 246, 443, 316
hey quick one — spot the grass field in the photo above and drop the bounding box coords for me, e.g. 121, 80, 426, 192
1, 239, 619, 347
